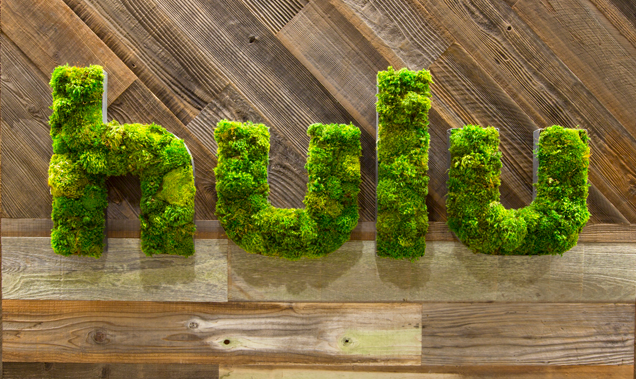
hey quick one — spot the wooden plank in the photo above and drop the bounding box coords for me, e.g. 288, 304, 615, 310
421, 303, 634, 365
0, 35, 54, 219
2, 300, 422, 365
147, 0, 376, 220
277, 0, 389, 133
588, 0, 636, 62
2, 0, 136, 105
3, 363, 220, 379
2, 237, 228, 302
514, 0, 636, 140
329, 0, 453, 70
108, 79, 217, 219
419, 0, 636, 223
218, 365, 634, 378
229, 240, 636, 302
240, 0, 308, 33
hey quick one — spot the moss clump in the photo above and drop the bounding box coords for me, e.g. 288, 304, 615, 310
447, 124, 590, 255
376, 67, 432, 260
48, 65, 195, 258
214, 120, 361, 260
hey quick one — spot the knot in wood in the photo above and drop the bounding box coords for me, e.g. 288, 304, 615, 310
188, 321, 199, 329
91, 329, 109, 345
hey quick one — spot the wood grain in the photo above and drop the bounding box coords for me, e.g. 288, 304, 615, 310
589, 0, 636, 52
514, 0, 636, 140
229, 240, 636, 302
278, 0, 389, 134
218, 365, 634, 378
420, 0, 636, 223
2, 0, 135, 104
2, 237, 228, 302
241, 0, 308, 33
3, 363, 220, 379
2, 300, 422, 365
421, 303, 634, 365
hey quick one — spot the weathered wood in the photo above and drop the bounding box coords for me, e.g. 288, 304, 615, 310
329, 0, 453, 70
2, 0, 135, 105
3, 363, 220, 379
229, 240, 636, 302
0, 35, 54, 219
2, 300, 422, 365
241, 0, 308, 33
108, 79, 217, 219
420, 0, 636, 223
2, 237, 228, 302
514, 0, 636, 140
277, 0, 389, 134
421, 303, 634, 365
218, 365, 634, 378
589, 0, 636, 55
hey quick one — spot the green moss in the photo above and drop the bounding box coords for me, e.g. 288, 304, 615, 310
48, 65, 196, 258
376, 66, 432, 260
214, 120, 361, 260
447, 124, 590, 255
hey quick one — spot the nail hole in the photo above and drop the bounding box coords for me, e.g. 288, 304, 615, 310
507, 26, 512, 31
248, 35, 256, 43
224, 339, 231, 345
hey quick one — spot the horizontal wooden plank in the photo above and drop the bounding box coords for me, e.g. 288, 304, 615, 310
421, 303, 634, 365
2, 237, 228, 302
2, 0, 136, 104
3, 363, 219, 379
218, 365, 634, 378
3, 219, 633, 242
2, 300, 422, 365
229, 241, 636, 302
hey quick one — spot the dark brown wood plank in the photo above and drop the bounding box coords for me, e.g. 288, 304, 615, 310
3, 363, 219, 379
2, 0, 136, 105
421, 303, 634, 365
217, 365, 634, 378
589, 0, 636, 51
146, 0, 376, 220
107, 79, 217, 219
2, 300, 422, 365
240, 0, 308, 33
420, 0, 636, 223
0, 35, 54, 219
514, 0, 636, 140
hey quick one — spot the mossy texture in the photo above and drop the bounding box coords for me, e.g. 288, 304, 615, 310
214, 120, 361, 260
376, 67, 432, 260
48, 65, 195, 258
447, 125, 590, 255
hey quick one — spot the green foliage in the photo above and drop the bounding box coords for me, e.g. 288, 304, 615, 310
215, 120, 361, 260
447, 124, 590, 255
48, 65, 196, 258
376, 66, 432, 260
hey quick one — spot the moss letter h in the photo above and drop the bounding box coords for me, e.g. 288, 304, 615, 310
48, 65, 196, 257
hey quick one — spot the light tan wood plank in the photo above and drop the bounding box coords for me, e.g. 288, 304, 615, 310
419, 0, 636, 223
278, 0, 389, 134
2, 0, 135, 104
229, 240, 636, 302
514, 0, 636, 140
3, 363, 219, 379
2, 300, 422, 365
218, 365, 634, 378
421, 303, 634, 365
2, 237, 228, 302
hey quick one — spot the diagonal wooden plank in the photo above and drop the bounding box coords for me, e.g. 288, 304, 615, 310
277, 0, 389, 134
240, 0, 308, 34
587, 0, 636, 53
2, 300, 423, 365
514, 0, 636, 141
419, 0, 636, 223
1, 35, 54, 219
421, 303, 634, 365
2, 0, 136, 105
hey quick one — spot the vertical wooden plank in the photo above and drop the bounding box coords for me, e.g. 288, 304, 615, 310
2, 0, 136, 104
240, 0, 308, 33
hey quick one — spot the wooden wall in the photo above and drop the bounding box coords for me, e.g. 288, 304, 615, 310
2, 0, 636, 377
